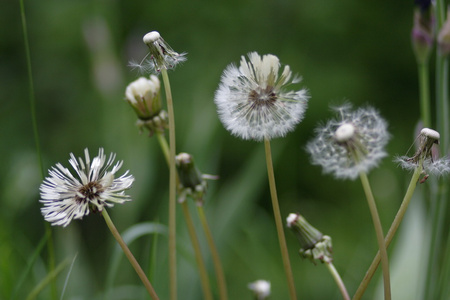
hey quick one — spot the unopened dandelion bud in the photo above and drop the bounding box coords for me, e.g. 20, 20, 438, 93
411, 1, 434, 63
125, 76, 162, 120
438, 8, 450, 56
287, 213, 333, 264
175, 153, 216, 205
248, 280, 271, 300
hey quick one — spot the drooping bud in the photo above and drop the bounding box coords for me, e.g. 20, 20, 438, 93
175, 153, 218, 205
287, 213, 333, 264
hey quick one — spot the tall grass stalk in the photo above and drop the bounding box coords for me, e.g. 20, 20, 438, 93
19, 1, 56, 298
353, 166, 422, 299
358, 172, 391, 300
264, 138, 297, 300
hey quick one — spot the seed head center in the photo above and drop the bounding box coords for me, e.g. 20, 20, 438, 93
76, 181, 104, 203
248, 86, 277, 108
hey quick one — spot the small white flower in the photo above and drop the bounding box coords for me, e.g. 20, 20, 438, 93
394, 128, 450, 177
214, 52, 309, 141
306, 104, 389, 180
40, 148, 134, 227
130, 31, 187, 73
248, 280, 271, 300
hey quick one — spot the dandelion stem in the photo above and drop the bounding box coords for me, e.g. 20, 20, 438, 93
181, 203, 214, 300
197, 206, 228, 300
418, 61, 431, 128
20, 1, 56, 298
358, 172, 391, 300
156, 132, 227, 299
353, 166, 421, 299
161, 68, 178, 300
325, 262, 350, 300
264, 138, 297, 300
102, 209, 160, 300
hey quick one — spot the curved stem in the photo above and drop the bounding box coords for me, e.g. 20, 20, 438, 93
102, 210, 160, 300
181, 202, 214, 300
358, 172, 391, 300
161, 68, 178, 300
197, 206, 228, 300
326, 262, 350, 300
353, 167, 421, 299
264, 138, 297, 300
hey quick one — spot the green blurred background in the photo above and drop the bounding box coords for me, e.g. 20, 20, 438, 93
1, 0, 427, 299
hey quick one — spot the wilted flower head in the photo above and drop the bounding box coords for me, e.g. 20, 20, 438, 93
175, 152, 218, 205
248, 280, 271, 300
306, 104, 389, 180
130, 31, 186, 73
395, 128, 450, 178
411, 0, 434, 63
287, 213, 333, 264
125, 75, 168, 135
40, 148, 134, 227
214, 52, 309, 141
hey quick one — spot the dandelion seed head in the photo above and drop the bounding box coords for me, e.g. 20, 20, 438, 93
214, 52, 309, 141
306, 105, 389, 180
421, 127, 440, 140
39, 148, 134, 227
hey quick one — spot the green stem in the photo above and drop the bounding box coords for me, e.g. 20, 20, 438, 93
264, 138, 297, 300
19, 1, 56, 298
418, 61, 431, 128
181, 202, 214, 300
326, 262, 350, 300
358, 172, 391, 300
161, 68, 178, 300
353, 167, 421, 299
197, 206, 228, 300
102, 209, 160, 300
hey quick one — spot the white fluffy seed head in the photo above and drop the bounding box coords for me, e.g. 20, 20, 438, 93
421, 128, 440, 140
143, 31, 161, 44
334, 123, 355, 142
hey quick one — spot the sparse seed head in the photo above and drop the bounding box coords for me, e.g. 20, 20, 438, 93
306, 104, 389, 180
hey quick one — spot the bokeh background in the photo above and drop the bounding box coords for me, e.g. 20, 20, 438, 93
1, 0, 428, 299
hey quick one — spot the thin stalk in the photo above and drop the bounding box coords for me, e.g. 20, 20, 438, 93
264, 138, 297, 300
181, 202, 214, 300
19, 1, 56, 298
426, 2, 449, 298
157, 132, 223, 299
197, 206, 228, 300
358, 172, 391, 300
418, 61, 431, 128
161, 68, 178, 300
325, 262, 350, 300
102, 209, 160, 300
353, 166, 422, 300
